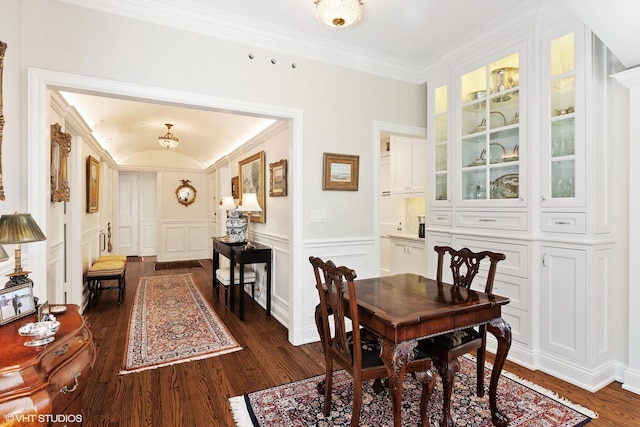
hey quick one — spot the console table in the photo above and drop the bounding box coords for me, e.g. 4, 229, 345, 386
212, 237, 272, 320
0, 304, 96, 426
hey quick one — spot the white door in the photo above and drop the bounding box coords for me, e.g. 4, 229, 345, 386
118, 173, 140, 256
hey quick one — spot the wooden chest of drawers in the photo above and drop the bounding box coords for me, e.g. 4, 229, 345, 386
0, 304, 95, 426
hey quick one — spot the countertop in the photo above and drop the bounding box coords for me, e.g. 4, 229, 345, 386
387, 233, 425, 242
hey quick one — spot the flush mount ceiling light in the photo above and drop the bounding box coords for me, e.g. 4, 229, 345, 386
315, 0, 363, 29
158, 123, 179, 149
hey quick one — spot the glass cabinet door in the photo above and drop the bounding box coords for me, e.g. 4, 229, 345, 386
434, 84, 449, 202
549, 33, 576, 200
460, 52, 521, 202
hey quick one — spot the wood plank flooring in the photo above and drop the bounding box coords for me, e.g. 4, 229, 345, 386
82, 257, 639, 426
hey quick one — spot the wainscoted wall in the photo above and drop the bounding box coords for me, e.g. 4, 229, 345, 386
158, 220, 210, 262
80, 226, 102, 311
247, 231, 290, 327
47, 241, 65, 305
292, 237, 377, 346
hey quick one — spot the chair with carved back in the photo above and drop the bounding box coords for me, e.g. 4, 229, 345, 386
418, 246, 505, 399
310, 256, 435, 427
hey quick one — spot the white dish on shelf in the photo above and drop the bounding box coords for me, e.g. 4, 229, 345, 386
50, 305, 67, 314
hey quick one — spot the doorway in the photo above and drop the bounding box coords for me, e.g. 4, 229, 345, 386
27, 68, 302, 339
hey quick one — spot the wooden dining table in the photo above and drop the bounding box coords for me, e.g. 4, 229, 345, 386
348, 273, 512, 427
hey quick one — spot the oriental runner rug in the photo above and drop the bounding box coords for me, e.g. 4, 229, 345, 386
154, 260, 203, 270
120, 273, 241, 374
230, 356, 597, 426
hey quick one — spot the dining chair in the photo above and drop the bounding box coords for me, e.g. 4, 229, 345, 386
310, 256, 435, 427
418, 245, 505, 398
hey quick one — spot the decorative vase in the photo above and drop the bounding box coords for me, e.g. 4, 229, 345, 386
226, 210, 248, 243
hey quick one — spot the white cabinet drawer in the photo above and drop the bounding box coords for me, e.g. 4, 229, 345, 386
455, 211, 528, 231
455, 237, 529, 279
471, 273, 527, 310
429, 210, 452, 226
541, 212, 586, 234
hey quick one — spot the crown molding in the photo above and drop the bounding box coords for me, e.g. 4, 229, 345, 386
56, 0, 431, 84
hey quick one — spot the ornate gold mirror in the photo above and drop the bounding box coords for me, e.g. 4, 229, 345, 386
176, 179, 196, 206
51, 123, 71, 202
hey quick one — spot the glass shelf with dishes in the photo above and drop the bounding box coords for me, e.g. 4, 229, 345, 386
460, 52, 521, 202
544, 31, 579, 203
433, 84, 449, 202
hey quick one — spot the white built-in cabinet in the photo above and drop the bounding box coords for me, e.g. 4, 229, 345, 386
425, 16, 615, 391
390, 135, 427, 196
390, 236, 427, 277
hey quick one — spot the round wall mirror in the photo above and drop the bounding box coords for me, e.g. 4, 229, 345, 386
176, 179, 196, 206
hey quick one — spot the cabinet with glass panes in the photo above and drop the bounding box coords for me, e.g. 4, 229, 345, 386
433, 83, 449, 204
542, 30, 585, 207
460, 52, 521, 202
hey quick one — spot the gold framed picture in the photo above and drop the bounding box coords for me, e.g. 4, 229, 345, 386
269, 159, 287, 197
322, 153, 359, 191
239, 151, 265, 223
231, 176, 239, 199
86, 155, 100, 213
50, 123, 71, 202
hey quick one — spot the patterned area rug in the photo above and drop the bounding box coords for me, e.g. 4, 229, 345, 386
120, 273, 241, 374
230, 356, 597, 426
154, 260, 203, 270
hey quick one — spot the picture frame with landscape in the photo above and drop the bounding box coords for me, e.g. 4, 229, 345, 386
269, 159, 287, 197
322, 152, 359, 191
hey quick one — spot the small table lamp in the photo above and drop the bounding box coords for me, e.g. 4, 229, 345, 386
0, 212, 47, 288
218, 196, 247, 243
237, 193, 262, 246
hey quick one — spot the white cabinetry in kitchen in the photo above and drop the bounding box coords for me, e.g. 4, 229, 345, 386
390, 236, 427, 277
390, 135, 427, 196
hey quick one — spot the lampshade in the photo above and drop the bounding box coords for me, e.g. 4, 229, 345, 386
219, 196, 237, 211
238, 193, 262, 212
0, 212, 46, 288
315, 0, 363, 29
158, 123, 179, 149
0, 213, 47, 244
0, 244, 8, 262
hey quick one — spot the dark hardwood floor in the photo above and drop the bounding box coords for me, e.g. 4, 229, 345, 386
82, 257, 639, 426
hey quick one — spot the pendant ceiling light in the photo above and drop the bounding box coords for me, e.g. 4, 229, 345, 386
158, 123, 179, 149
315, 0, 363, 29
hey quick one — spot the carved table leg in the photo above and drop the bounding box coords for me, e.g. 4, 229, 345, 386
415, 368, 436, 427
379, 338, 416, 427
486, 317, 512, 427
434, 358, 459, 427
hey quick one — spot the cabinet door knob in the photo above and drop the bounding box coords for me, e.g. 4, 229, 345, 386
542, 253, 548, 267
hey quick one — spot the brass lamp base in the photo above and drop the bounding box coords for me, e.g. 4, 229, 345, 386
5, 271, 33, 288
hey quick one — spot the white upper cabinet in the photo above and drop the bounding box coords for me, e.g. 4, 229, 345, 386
540, 29, 586, 210
457, 47, 526, 207
429, 81, 451, 207
390, 135, 427, 196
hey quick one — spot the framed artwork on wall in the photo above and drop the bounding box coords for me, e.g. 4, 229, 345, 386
239, 151, 265, 223
50, 123, 71, 202
269, 159, 287, 197
86, 155, 100, 213
231, 176, 239, 199
322, 152, 359, 191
